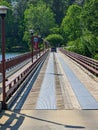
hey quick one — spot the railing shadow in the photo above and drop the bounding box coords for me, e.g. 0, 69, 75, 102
0, 110, 24, 130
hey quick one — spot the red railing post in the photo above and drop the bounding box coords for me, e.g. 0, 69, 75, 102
32, 36, 34, 63
1, 14, 6, 109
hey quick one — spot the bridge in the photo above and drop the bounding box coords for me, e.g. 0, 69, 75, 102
0, 48, 98, 130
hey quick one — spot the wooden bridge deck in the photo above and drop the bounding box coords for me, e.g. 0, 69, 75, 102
0, 50, 98, 130
10, 50, 98, 110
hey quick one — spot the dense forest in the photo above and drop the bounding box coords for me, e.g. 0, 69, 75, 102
0, 0, 98, 59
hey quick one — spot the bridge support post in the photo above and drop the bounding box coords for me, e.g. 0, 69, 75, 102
29, 29, 34, 63
1, 15, 6, 109
0, 6, 8, 109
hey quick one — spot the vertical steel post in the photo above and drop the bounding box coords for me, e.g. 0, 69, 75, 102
31, 36, 33, 63
29, 30, 34, 63
1, 14, 6, 109
43, 41, 45, 53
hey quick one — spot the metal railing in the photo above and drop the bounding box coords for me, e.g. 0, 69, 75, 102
4, 51, 49, 107
0, 50, 43, 72
60, 48, 98, 76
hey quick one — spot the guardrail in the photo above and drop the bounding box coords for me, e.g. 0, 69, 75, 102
4, 51, 49, 108
60, 48, 98, 76
0, 50, 43, 72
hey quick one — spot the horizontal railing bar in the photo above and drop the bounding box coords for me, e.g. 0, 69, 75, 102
60, 48, 98, 76
0, 49, 43, 72
5, 51, 48, 102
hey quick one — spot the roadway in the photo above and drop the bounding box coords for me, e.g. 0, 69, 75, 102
0, 49, 98, 130
14, 49, 98, 110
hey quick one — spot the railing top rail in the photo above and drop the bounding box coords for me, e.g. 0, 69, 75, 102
60, 48, 98, 76
63, 49, 98, 63
0, 50, 44, 72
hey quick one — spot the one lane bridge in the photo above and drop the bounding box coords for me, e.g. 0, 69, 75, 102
0, 48, 97, 110
17, 50, 98, 110
0, 48, 98, 130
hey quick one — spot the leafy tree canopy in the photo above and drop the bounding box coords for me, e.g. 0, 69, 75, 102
0, 0, 10, 6
45, 34, 64, 47
60, 0, 98, 59
24, 1, 57, 44
61, 4, 82, 42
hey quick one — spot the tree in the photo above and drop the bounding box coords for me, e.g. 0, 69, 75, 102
23, 1, 57, 47
43, 0, 53, 7
13, 0, 29, 51
61, 5, 82, 42
0, 0, 29, 52
51, 0, 68, 25
81, 0, 98, 58
81, 0, 98, 36
0, 0, 13, 52
0, 0, 10, 6
61, 0, 98, 59
45, 34, 64, 47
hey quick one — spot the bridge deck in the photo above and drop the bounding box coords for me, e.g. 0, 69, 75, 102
0, 50, 98, 130
57, 53, 98, 109
36, 53, 56, 109
14, 50, 98, 110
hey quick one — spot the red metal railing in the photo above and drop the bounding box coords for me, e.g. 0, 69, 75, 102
0, 50, 43, 72
5, 51, 48, 103
60, 48, 98, 76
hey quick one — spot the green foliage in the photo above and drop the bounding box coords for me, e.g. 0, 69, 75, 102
0, 0, 10, 6
51, 0, 68, 25
81, 0, 98, 36
49, 27, 60, 34
0, 0, 97, 58
61, 4, 82, 42
80, 0, 98, 58
60, 0, 98, 59
94, 53, 98, 60
81, 32, 97, 57
67, 38, 85, 54
45, 34, 64, 47
23, 1, 57, 47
